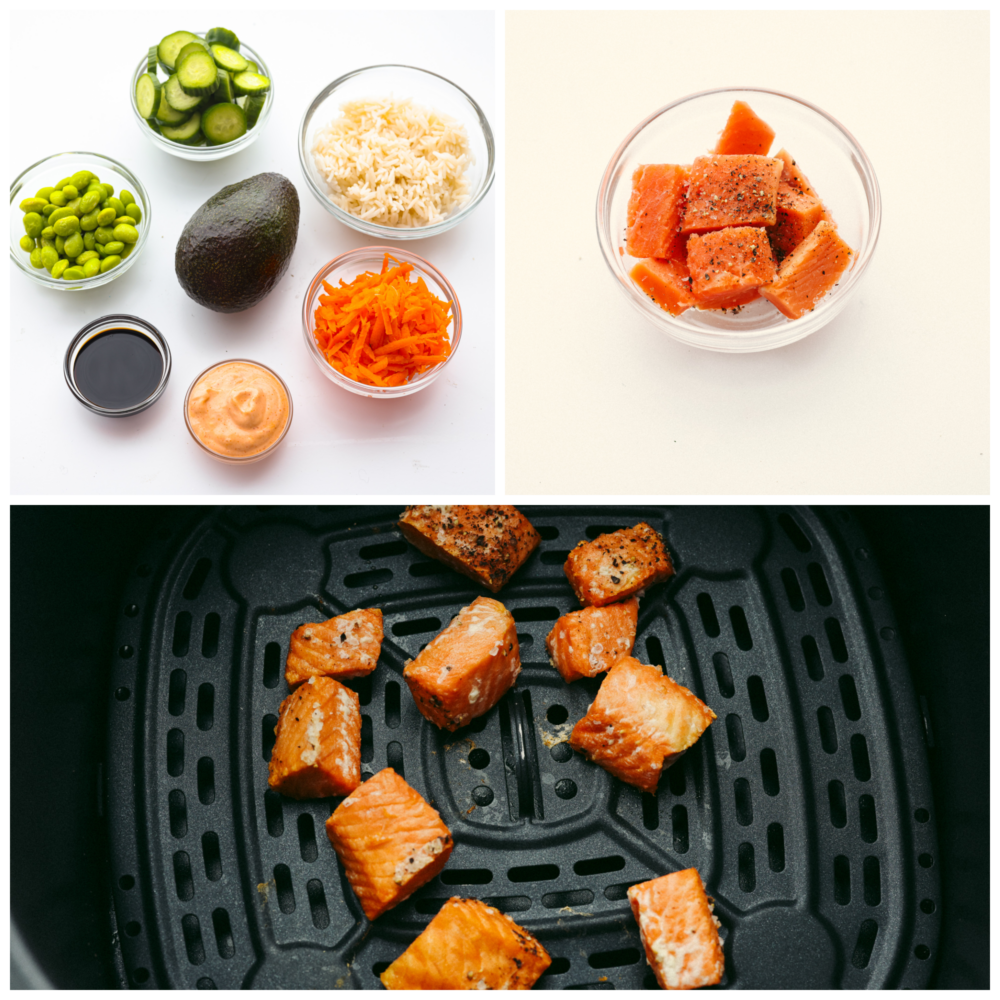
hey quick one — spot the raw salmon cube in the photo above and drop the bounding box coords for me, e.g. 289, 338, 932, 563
404, 596, 520, 731
769, 149, 830, 262
325, 767, 454, 921
626, 164, 690, 261
569, 656, 716, 793
628, 869, 724, 989
564, 523, 674, 607
399, 505, 541, 593
285, 608, 383, 687
630, 257, 697, 316
380, 896, 551, 990
760, 220, 854, 320
687, 226, 777, 310
681, 154, 783, 235
268, 676, 361, 799
714, 100, 775, 156
546, 598, 638, 682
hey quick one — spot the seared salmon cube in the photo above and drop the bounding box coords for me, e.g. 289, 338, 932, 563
268, 676, 361, 799
564, 523, 674, 607
687, 226, 777, 310
626, 163, 690, 261
404, 596, 520, 732
569, 657, 716, 793
285, 608, 383, 687
381, 896, 551, 990
628, 868, 724, 989
545, 598, 638, 682
325, 767, 453, 921
399, 505, 541, 593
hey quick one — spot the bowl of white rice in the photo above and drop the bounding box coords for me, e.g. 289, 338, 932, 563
298, 64, 494, 239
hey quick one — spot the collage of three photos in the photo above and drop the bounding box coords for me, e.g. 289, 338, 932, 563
8, 8, 987, 995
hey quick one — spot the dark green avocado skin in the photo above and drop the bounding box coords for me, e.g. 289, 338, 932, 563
175, 172, 300, 313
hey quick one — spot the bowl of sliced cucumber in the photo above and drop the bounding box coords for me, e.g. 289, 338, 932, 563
130, 27, 273, 161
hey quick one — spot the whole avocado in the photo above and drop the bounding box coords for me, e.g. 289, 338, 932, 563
175, 172, 300, 313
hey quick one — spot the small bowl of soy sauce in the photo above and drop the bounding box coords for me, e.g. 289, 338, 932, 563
64, 314, 171, 417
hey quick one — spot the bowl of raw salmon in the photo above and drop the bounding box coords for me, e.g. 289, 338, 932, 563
597, 87, 881, 352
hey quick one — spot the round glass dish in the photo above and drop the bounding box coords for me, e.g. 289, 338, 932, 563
183, 359, 293, 464
10, 151, 152, 291
597, 87, 881, 353
302, 246, 462, 398
298, 64, 494, 239
129, 35, 273, 161
64, 314, 171, 417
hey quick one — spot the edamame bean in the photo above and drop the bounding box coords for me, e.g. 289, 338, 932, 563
100, 183, 114, 198
35, 186, 55, 200
48, 207, 74, 225
19, 235, 35, 252
40, 245, 60, 270
29, 247, 44, 268
125, 203, 142, 223
80, 210, 100, 232
41, 204, 56, 217
63, 233, 84, 258
119, 190, 136, 208
51, 258, 70, 280
76, 250, 99, 264
54, 176, 73, 189
53, 215, 82, 237
83, 233, 96, 251
70, 170, 93, 189
79, 190, 101, 214
82, 258, 101, 278
113, 216, 133, 227
48, 189, 67, 207
94, 243, 106, 255
55, 236, 65, 254
66, 198, 82, 217
63, 266, 86, 280
41, 226, 56, 240
97, 207, 116, 226
100, 255, 121, 273
105, 196, 125, 217
120, 243, 134, 259
40, 236, 56, 250
23, 212, 43, 238
62, 184, 79, 201
19, 197, 49, 213
102, 241, 125, 255
113, 224, 139, 244
95, 226, 115, 244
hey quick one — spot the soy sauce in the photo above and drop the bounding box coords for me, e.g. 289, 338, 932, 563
73, 328, 164, 409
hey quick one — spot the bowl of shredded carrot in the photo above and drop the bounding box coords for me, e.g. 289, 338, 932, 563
302, 246, 461, 397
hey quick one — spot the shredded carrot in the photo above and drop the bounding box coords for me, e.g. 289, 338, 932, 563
312, 253, 453, 388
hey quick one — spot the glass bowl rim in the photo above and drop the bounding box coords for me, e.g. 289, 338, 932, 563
297, 62, 495, 240
596, 85, 882, 352
183, 358, 294, 463
300, 244, 463, 398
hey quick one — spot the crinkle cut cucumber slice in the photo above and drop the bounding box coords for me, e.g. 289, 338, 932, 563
157, 30, 200, 72
210, 44, 248, 74
232, 70, 271, 96
205, 27, 240, 51
177, 50, 219, 96
135, 73, 162, 120
161, 110, 202, 143
202, 102, 247, 145
243, 94, 265, 129
164, 73, 204, 111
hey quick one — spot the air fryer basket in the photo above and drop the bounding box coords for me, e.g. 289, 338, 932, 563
105, 506, 940, 988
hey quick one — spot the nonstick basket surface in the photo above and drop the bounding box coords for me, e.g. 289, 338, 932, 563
106, 506, 940, 989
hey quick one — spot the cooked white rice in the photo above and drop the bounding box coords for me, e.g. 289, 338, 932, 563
312, 97, 473, 228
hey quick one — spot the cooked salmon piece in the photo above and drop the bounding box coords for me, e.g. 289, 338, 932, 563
681, 154, 783, 235
569, 657, 716, 793
268, 676, 361, 799
760, 220, 854, 320
687, 226, 777, 310
564, 523, 674, 607
285, 608, 383, 687
630, 257, 697, 316
404, 596, 520, 731
714, 100, 775, 156
628, 869, 724, 989
380, 896, 551, 990
769, 149, 831, 262
399, 505, 541, 593
325, 767, 453, 921
626, 164, 690, 261
546, 598, 638, 682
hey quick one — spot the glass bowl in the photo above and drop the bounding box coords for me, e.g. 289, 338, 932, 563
597, 87, 881, 352
298, 64, 494, 239
302, 246, 462, 398
129, 34, 273, 161
183, 359, 293, 464
64, 314, 171, 417
10, 151, 152, 291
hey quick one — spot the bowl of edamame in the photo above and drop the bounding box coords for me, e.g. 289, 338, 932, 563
10, 152, 152, 291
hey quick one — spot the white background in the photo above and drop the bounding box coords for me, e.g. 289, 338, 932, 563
505, 11, 989, 495
10, 10, 495, 496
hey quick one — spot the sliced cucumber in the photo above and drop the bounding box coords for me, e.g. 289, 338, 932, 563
232, 70, 271, 96
209, 70, 235, 105
243, 94, 265, 129
202, 102, 247, 145
135, 73, 162, 119
244, 60, 258, 74
156, 30, 200, 72
209, 43, 248, 74
164, 73, 204, 111
177, 50, 219, 96
175, 40, 210, 68
147, 46, 159, 74
147, 119, 162, 134
161, 110, 202, 143
205, 27, 240, 51
156, 87, 188, 124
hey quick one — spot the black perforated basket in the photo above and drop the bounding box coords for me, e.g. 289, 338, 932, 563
105, 506, 940, 988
